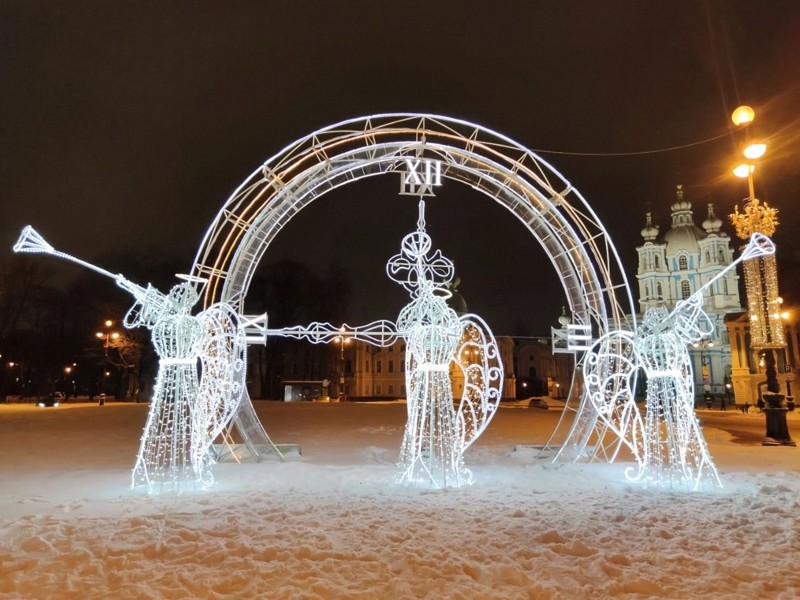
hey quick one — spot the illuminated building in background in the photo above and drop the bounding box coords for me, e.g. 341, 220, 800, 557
635, 185, 742, 399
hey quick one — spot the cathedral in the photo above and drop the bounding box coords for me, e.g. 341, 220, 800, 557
636, 185, 742, 399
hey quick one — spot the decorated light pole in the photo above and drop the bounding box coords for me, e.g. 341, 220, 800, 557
728, 105, 794, 446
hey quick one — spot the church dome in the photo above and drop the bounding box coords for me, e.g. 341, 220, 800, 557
663, 185, 706, 254
640, 211, 659, 242
702, 203, 725, 236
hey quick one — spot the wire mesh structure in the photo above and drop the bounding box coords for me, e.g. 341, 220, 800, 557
266, 201, 503, 488
582, 233, 774, 489
390, 201, 502, 487
13, 227, 247, 493
189, 113, 637, 465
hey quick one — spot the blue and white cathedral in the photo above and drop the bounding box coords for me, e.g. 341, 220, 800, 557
636, 185, 741, 398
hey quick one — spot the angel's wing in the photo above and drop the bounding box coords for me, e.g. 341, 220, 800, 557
454, 314, 504, 451
192, 303, 247, 484
582, 330, 646, 480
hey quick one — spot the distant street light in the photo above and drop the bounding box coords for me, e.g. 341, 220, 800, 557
96, 322, 121, 356
333, 326, 350, 402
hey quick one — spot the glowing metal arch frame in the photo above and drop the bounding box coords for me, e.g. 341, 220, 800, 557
190, 114, 638, 463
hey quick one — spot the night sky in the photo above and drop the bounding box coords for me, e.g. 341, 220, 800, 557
2, 1, 799, 335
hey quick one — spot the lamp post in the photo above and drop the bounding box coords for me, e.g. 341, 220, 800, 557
334, 326, 350, 402
7, 361, 24, 398
728, 105, 794, 445
95, 320, 120, 403
95, 320, 120, 356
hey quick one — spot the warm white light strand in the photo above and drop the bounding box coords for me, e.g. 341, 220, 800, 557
13, 226, 246, 493
265, 200, 503, 489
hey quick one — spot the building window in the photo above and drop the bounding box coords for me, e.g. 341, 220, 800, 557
401, 360, 405, 372
723, 278, 728, 295
681, 280, 691, 299
389, 385, 394, 395
401, 384, 406, 396
376, 385, 381, 395
377, 360, 382, 373
657, 282, 663, 298
345, 359, 352, 374
705, 250, 710, 264
389, 360, 394, 373
365, 360, 370, 372
678, 255, 688, 271
654, 255, 660, 268
645, 284, 650, 299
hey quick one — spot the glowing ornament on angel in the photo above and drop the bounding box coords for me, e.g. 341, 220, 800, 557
13, 226, 246, 493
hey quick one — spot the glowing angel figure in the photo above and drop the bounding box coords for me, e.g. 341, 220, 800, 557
629, 233, 774, 489
13, 227, 246, 492
388, 201, 503, 488
633, 299, 721, 489
247, 201, 502, 488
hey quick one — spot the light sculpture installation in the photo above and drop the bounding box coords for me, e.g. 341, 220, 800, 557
190, 113, 638, 466
389, 201, 503, 487
13, 227, 247, 492
583, 232, 775, 489
266, 200, 503, 488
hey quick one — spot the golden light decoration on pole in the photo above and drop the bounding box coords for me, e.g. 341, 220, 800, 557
727, 104, 794, 446
728, 105, 783, 350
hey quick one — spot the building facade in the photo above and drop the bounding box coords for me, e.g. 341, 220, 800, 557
636, 185, 742, 397
725, 303, 799, 406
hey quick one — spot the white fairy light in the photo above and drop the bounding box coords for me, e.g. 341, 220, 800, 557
582, 233, 775, 489
267, 200, 503, 489
13, 227, 246, 492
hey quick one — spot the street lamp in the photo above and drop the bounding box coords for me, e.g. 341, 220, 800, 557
7, 361, 24, 397
96, 320, 120, 356
728, 105, 794, 445
333, 326, 350, 402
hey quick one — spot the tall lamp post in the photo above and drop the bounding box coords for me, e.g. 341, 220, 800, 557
728, 105, 794, 446
96, 319, 120, 356
95, 320, 120, 403
334, 326, 350, 402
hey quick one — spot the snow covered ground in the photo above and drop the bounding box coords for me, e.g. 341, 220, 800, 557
1, 400, 798, 599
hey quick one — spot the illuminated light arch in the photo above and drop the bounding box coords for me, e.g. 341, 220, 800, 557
190, 114, 638, 462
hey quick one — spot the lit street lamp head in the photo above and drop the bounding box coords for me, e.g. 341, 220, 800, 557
731, 105, 755, 127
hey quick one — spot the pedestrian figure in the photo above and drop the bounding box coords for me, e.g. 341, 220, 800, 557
720, 396, 726, 411
757, 397, 765, 413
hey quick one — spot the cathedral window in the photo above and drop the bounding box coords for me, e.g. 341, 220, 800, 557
645, 284, 650, 299
681, 280, 691, 299
654, 255, 660, 268
657, 282, 663, 298
678, 255, 688, 271
705, 251, 710, 264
